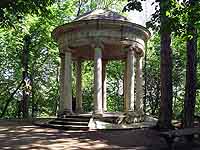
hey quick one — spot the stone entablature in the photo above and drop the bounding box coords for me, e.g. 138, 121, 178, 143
53, 19, 149, 60
53, 20, 149, 42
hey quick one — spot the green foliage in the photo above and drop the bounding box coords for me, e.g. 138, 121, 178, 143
82, 61, 94, 112
0, 0, 55, 26
107, 61, 124, 112
0, 0, 127, 118
144, 34, 160, 116
1, 0, 200, 120
123, 0, 144, 12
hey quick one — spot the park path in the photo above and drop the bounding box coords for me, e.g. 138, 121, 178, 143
0, 120, 199, 150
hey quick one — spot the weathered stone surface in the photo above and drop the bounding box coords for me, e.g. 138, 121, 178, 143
135, 56, 144, 114
63, 51, 72, 113
74, 9, 128, 21
94, 47, 103, 114
59, 54, 65, 115
126, 49, 136, 111
118, 112, 145, 124
52, 9, 150, 60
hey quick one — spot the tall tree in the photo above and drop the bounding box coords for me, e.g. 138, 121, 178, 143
183, 0, 198, 128
21, 35, 31, 118
157, 0, 173, 129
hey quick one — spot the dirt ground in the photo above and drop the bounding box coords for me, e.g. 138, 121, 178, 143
0, 120, 199, 150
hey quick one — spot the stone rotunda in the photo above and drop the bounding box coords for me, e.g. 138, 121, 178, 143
52, 9, 150, 118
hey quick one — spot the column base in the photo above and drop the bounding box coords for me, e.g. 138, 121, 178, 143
92, 111, 103, 118
58, 109, 73, 118
74, 110, 83, 114
75, 107, 83, 114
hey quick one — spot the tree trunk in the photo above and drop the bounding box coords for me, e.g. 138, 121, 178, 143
183, 1, 197, 127
30, 74, 35, 118
21, 35, 31, 119
157, 0, 173, 129
0, 81, 23, 118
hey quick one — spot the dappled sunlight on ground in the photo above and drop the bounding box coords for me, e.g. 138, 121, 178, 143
0, 120, 199, 150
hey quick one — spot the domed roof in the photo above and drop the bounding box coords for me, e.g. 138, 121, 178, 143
74, 9, 128, 21
53, 9, 151, 60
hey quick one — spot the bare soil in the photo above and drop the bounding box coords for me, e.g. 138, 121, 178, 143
0, 120, 199, 150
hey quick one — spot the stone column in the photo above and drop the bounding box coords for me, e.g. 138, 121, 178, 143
102, 60, 107, 112
63, 51, 73, 114
94, 46, 103, 115
59, 53, 65, 116
126, 47, 136, 111
76, 59, 83, 113
135, 55, 144, 114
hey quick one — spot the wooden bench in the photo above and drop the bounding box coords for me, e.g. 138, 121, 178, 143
160, 128, 200, 149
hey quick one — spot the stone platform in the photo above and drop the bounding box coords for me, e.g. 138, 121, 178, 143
34, 112, 157, 130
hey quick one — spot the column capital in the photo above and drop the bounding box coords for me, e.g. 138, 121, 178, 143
65, 47, 73, 53
135, 53, 144, 59
124, 46, 136, 56
130, 47, 144, 58
124, 45, 144, 57
91, 40, 104, 49
59, 46, 73, 54
128, 46, 136, 51
59, 53, 65, 58
59, 49, 73, 58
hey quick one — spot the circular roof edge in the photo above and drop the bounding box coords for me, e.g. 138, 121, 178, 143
52, 19, 151, 41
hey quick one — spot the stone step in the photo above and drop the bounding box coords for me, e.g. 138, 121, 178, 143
34, 115, 91, 130
61, 115, 91, 119
57, 117, 90, 122
49, 120, 89, 126
40, 123, 89, 130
